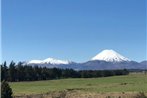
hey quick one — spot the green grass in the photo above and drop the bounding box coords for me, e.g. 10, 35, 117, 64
10, 73, 147, 96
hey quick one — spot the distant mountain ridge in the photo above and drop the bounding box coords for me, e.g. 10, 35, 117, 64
140, 60, 147, 65
26, 49, 147, 70
27, 58, 71, 65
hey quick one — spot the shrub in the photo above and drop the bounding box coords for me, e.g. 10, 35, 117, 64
1, 80, 13, 98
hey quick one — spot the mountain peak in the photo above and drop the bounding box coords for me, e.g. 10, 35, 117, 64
28, 57, 70, 65
43, 57, 70, 64
91, 49, 130, 62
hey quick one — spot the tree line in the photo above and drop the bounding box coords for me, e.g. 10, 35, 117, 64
1, 61, 129, 82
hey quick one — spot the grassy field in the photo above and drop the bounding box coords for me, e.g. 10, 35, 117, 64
10, 73, 147, 96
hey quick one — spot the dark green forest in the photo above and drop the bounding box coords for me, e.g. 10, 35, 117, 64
1, 61, 129, 82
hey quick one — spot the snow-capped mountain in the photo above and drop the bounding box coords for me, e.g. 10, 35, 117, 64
91, 49, 130, 62
26, 49, 146, 70
28, 58, 70, 65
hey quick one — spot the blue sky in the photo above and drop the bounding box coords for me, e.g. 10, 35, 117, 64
1, 0, 146, 63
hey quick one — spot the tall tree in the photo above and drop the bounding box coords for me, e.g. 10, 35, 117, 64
15, 62, 24, 81
8, 61, 16, 82
1, 61, 8, 81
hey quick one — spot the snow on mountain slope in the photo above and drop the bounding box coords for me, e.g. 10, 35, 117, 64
43, 58, 69, 64
28, 58, 70, 65
28, 60, 43, 64
91, 49, 130, 62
